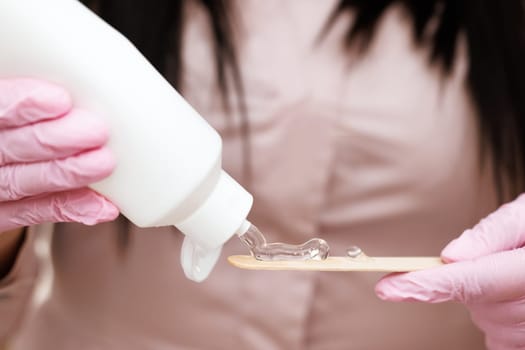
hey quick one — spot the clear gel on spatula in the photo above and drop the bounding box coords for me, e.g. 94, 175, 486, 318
238, 224, 329, 261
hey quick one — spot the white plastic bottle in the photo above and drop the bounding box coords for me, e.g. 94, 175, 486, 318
0, 0, 253, 282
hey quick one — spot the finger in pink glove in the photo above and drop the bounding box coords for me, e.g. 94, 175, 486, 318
0, 78, 118, 232
376, 194, 525, 349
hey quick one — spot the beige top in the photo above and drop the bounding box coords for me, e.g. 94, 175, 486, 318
4, 1, 499, 349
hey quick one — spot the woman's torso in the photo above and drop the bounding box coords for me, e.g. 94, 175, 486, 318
13, 1, 497, 349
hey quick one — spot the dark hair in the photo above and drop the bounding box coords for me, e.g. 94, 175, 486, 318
328, 0, 525, 200
88, 0, 525, 200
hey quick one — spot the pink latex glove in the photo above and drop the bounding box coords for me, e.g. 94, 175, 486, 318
0, 78, 118, 232
376, 194, 525, 349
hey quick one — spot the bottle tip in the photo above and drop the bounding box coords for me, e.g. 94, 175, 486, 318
235, 220, 252, 236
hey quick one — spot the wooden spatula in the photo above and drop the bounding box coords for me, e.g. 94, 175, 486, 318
227, 255, 443, 272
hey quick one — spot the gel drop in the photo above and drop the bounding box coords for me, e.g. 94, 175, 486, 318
238, 224, 330, 261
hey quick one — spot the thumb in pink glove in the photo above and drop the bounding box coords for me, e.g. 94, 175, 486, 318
0, 78, 118, 232
376, 194, 525, 349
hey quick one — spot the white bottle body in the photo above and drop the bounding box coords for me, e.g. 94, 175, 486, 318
0, 0, 252, 280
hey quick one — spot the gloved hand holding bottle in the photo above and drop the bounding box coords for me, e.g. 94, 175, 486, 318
0, 0, 253, 283
0, 78, 119, 233
376, 194, 525, 350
